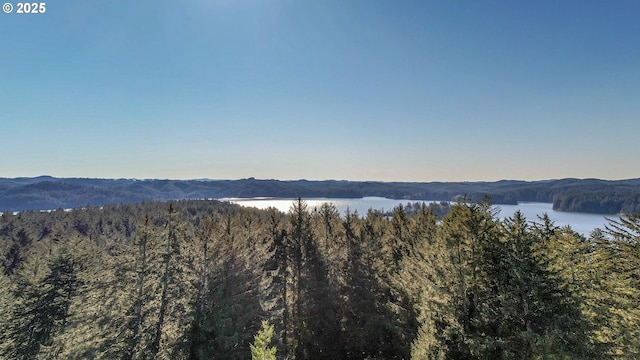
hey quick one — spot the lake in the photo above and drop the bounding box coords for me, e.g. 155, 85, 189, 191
227, 197, 620, 237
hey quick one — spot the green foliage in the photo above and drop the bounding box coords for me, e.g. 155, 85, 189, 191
0, 271, 16, 356
553, 191, 640, 214
286, 198, 342, 359
0, 198, 638, 359
592, 214, 640, 357
7, 237, 91, 359
409, 204, 598, 359
250, 320, 277, 360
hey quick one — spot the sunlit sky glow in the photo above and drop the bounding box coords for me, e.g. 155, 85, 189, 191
2, 1, 639, 181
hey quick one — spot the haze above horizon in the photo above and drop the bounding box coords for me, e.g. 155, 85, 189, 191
4, 175, 639, 185
2, 1, 639, 182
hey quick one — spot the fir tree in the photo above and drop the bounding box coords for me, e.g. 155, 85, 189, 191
250, 321, 277, 360
10, 238, 86, 359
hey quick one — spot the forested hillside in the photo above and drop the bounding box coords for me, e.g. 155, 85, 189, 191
1, 176, 639, 214
1, 198, 638, 359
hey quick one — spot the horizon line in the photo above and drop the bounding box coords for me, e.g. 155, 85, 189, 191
1, 175, 639, 184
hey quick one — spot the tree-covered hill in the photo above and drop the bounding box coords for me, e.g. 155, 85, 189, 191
0, 176, 639, 214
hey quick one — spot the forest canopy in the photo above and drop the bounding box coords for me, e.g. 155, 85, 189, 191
1, 198, 639, 359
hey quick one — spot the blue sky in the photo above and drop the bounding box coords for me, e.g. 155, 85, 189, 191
1, 0, 639, 181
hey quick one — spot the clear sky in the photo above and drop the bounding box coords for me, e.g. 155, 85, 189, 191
1, 0, 638, 182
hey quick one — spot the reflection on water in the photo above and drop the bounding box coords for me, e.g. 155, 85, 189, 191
227, 197, 620, 236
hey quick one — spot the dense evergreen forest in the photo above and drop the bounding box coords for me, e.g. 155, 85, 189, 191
2, 176, 640, 214
1, 198, 639, 359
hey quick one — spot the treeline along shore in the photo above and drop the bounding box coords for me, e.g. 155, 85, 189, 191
0, 198, 639, 359
1, 176, 639, 214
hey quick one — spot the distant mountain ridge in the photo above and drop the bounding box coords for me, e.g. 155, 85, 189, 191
1, 176, 639, 214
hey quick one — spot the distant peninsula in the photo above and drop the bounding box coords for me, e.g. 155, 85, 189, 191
1, 176, 639, 215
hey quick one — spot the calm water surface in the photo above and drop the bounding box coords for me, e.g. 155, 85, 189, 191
227, 197, 620, 237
